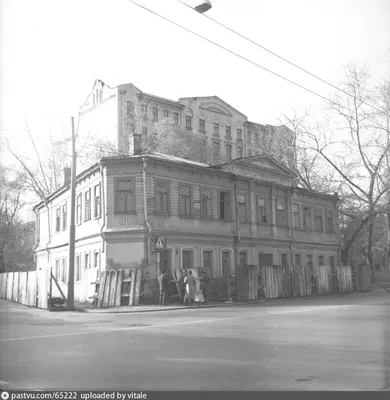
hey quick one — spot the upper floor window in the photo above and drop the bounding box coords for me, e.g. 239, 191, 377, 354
303, 206, 311, 230
237, 194, 247, 222
84, 189, 91, 221
326, 210, 334, 233
225, 126, 231, 139
141, 104, 148, 119
201, 187, 212, 218
155, 179, 170, 214
62, 202, 67, 230
225, 144, 232, 160
55, 258, 60, 279
173, 113, 179, 125
237, 147, 243, 158
247, 131, 252, 144
237, 129, 242, 140
203, 250, 213, 276
276, 199, 286, 226
141, 126, 148, 138
85, 252, 90, 270
239, 251, 248, 266
318, 255, 325, 266
152, 107, 158, 122
213, 123, 219, 136
213, 141, 220, 156
315, 207, 323, 231
163, 110, 169, 118
257, 197, 267, 223
56, 207, 60, 232
219, 191, 231, 220
94, 184, 101, 218
292, 204, 300, 228
199, 119, 205, 133
76, 194, 82, 225
295, 253, 301, 266
179, 184, 192, 216
254, 132, 259, 144
115, 178, 135, 213
185, 116, 192, 130
126, 101, 134, 116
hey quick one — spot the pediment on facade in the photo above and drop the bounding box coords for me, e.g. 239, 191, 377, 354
214, 154, 296, 186
199, 101, 232, 117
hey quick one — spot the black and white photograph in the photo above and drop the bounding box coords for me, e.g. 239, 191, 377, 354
0, 0, 389, 394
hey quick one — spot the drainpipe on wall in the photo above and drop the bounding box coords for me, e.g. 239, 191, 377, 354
290, 189, 296, 266
99, 164, 106, 259
232, 175, 240, 303
142, 157, 152, 266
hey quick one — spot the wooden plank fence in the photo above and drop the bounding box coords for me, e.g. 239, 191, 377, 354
237, 265, 258, 301
336, 265, 354, 293
0, 270, 49, 308
95, 268, 142, 308
354, 264, 372, 292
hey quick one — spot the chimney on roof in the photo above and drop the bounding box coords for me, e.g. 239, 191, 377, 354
64, 167, 71, 186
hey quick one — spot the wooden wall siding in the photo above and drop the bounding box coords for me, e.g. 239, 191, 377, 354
337, 265, 354, 293
237, 265, 258, 301
106, 213, 145, 228
37, 269, 49, 309
354, 264, 372, 292
96, 268, 141, 308
314, 266, 333, 295
0, 270, 47, 308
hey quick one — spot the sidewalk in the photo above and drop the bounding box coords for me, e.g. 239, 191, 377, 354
79, 288, 386, 314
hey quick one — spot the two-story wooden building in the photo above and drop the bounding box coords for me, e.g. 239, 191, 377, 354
33, 153, 340, 301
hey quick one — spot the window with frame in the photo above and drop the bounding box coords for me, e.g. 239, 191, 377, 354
237, 129, 242, 140
222, 250, 232, 275
85, 252, 90, 270
254, 132, 259, 144
163, 110, 169, 119
225, 144, 232, 160
303, 206, 311, 229
56, 207, 60, 232
295, 253, 301, 266
152, 107, 158, 121
173, 113, 179, 125
326, 210, 334, 233
155, 179, 170, 214
94, 184, 101, 218
219, 191, 230, 220
237, 194, 247, 222
239, 251, 247, 266
213, 123, 219, 136
62, 257, 67, 282
76, 255, 81, 281
185, 116, 192, 130
247, 131, 252, 144
127, 123, 135, 135
281, 253, 288, 267
115, 178, 135, 213
292, 203, 300, 228
226, 126, 231, 139
318, 255, 324, 266
126, 101, 134, 116
257, 197, 267, 223
276, 199, 287, 226
329, 256, 335, 268
201, 187, 212, 218
94, 251, 100, 269
62, 203, 67, 230
237, 147, 243, 158
179, 185, 192, 216
182, 249, 193, 269
213, 141, 220, 156
55, 258, 60, 279
76, 194, 82, 225
141, 126, 147, 138
306, 254, 313, 269
141, 104, 148, 119
199, 119, 205, 133
84, 189, 91, 221
203, 250, 213, 276
315, 207, 323, 231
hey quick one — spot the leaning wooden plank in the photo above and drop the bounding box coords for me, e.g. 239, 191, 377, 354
129, 268, 136, 306
134, 268, 142, 306
114, 270, 123, 306
0, 274, 3, 298
108, 270, 118, 307
102, 271, 113, 308
18, 272, 26, 305
12, 272, 19, 302
51, 272, 67, 300
96, 271, 107, 308
27, 271, 37, 307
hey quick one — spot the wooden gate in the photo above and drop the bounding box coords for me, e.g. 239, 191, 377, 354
354, 264, 372, 292
237, 265, 258, 301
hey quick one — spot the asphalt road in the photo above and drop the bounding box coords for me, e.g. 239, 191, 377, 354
1, 290, 389, 391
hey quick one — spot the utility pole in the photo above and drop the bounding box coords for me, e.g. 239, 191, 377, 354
67, 117, 76, 310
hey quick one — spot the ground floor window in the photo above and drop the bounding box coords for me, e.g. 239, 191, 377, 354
76, 255, 81, 281
203, 250, 213, 276
281, 253, 288, 267
294, 253, 301, 266
182, 249, 194, 270
222, 250, 232, 275
239, 251, 247, 266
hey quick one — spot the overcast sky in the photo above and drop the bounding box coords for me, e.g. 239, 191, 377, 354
1, 0, 389, 157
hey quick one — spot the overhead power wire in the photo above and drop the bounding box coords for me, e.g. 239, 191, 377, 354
177, 0, 389, 118
127, 0, 389, 129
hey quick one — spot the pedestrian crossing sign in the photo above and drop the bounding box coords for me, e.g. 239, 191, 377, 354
154, 236, 167, 251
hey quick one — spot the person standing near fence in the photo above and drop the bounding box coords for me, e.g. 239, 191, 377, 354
158, 270, 169, 306
184, 270, 196, 306
178, 270, 187, 305
201, 269, 211, 304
